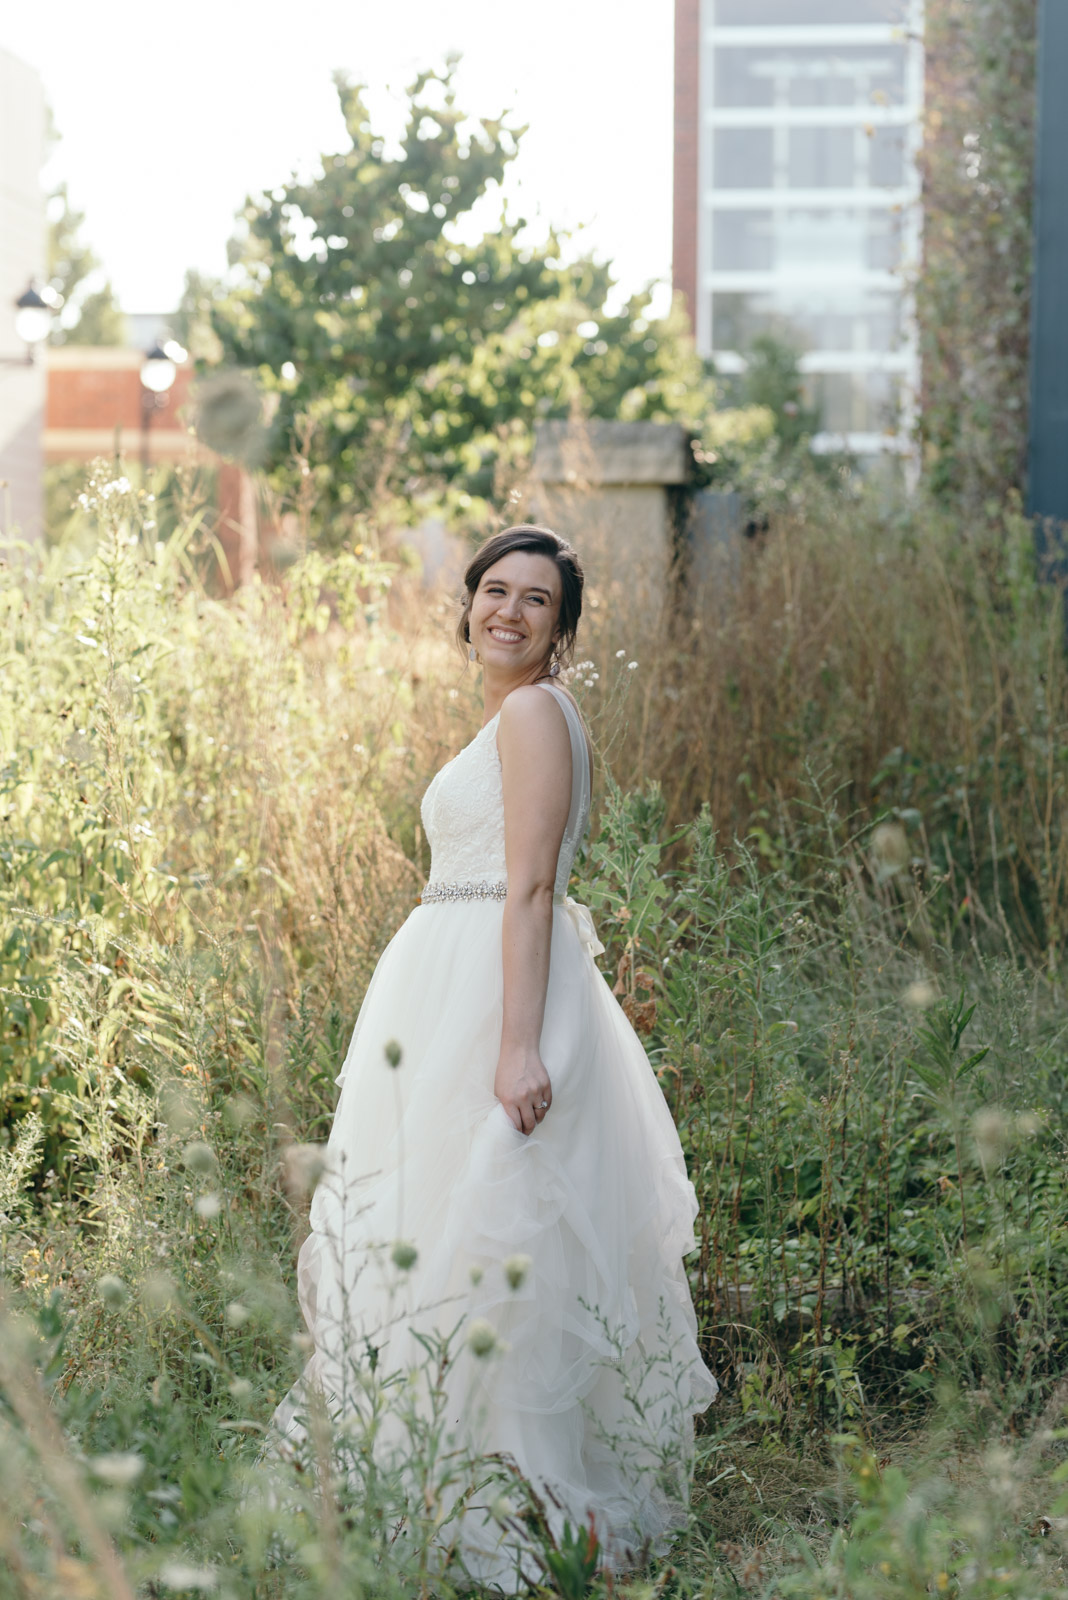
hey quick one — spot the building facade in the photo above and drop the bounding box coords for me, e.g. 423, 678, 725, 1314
0, 47, 46, 542
674, 0, 925, 456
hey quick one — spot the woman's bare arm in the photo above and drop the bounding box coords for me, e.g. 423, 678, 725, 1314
494, 686, 572, 1133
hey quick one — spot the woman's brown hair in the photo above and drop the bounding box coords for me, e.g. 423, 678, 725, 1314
456, 525, 584, 669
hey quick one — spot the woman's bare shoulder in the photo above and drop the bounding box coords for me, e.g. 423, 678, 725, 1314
498, 683, 568, 737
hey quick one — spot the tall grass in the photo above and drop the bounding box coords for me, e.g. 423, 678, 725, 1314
3, 462, 1068, 1596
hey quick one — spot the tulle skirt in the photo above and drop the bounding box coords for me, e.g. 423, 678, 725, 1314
269, 897, 717, 1580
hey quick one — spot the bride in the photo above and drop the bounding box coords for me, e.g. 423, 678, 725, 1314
270, 524, 717, 1578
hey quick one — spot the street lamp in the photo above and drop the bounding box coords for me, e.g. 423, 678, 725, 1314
2, 281, 58, 365
139, 338, 185, 474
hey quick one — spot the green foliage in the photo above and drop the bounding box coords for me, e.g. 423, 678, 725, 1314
917, 0, 1037, 503
6, 471, 1068, 1596
736, 333, 821, 453
210, 63, 712, 538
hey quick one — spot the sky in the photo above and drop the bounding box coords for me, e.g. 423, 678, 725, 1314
2, 0, 675, 319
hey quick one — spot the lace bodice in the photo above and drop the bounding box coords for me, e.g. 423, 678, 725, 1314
420, 682, 592, 899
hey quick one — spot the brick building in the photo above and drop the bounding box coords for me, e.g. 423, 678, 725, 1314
0, 47, 46, 542
45, 345, 199, 467
673, 0, 925, 456
45, 344, 257, 588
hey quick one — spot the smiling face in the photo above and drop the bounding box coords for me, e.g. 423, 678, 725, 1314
467, 550, 563, 684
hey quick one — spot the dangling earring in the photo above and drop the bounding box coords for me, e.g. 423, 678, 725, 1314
468, 645, 478, 663
548, 650, 561, 678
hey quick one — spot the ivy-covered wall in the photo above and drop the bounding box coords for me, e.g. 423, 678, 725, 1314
918, 0, 1038, 507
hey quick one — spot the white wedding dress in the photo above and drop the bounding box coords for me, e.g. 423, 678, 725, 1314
270, 680, 716, 1578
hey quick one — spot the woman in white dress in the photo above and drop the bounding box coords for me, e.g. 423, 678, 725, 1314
271, 525, 716, 1579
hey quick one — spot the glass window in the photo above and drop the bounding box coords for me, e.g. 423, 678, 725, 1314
714, 0, 907, 23
788, 127, 856, 187
870, 125, 908, 186
712, 211, 774, 270
865, 208, 904, 270
713, 128, 774, 188
804, 371, 899, 434
711, 290, 904, 354
714, 45, 907, 110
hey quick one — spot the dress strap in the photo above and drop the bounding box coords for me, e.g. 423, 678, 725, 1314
534, 681, 593, 885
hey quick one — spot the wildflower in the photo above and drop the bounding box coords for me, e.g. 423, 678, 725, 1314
228, 1377, 253, 1399
503, 1253, 532, 1291
224, 1301, 250, 1327
195, 1193, 222, 1220
96, 1273, 128, 1309
627, 660, 638, 670
467, 1318, 499, 1358
490, 1494, 517, 1522
469, 1264, 484, 1286
384, 1038, 403, 1068
391, 1240, 418, 1271
616, 649, 626, 658
182, 1140, 216, 1176
89, 1452, 144, 1487
903, 979, 937, 1009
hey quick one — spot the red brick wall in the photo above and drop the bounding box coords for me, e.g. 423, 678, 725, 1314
47, 360, 195, 435
673, 0, 701, 329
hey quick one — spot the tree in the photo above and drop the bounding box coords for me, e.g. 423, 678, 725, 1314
211, 63, 711, 537
46, 179, 125, 347
736, 333, 819, 452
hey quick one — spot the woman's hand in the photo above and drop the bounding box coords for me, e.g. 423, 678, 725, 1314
494, 1045, 553, 1135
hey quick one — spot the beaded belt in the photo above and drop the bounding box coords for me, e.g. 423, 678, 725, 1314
418, 882, 605, 957
419, 879, 508, 904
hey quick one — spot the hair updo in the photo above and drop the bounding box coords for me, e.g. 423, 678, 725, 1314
456, 524, 584, 668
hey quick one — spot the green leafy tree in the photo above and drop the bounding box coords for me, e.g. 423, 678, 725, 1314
737, 333, 819, 451
46, 179, 125, 347
211, 64, 711, 537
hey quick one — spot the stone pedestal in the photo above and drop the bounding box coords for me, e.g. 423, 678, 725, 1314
529, 421, 692, 627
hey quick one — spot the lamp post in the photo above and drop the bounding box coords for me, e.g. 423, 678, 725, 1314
2, 281, 57, 365
139, 339, 183, 476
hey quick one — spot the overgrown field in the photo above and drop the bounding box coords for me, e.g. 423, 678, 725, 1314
3, 467, 1068, 1597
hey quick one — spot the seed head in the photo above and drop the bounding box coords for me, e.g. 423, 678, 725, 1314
467, 1318, 499, 1358
973, 1107, 1013, 1171
182, 1140, 216, 1176
503, 1253, 532, 1291
96, 1273, 128, 1309
384, 1039, 403, 1069
871, 821, 909, 877
89, 1452, 144, 1487
391, 1240, 418, 1271
903, 980, 937, 1010
282, 1142, 328, 1196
